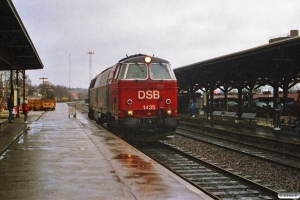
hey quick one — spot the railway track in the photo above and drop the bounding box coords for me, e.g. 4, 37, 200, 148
176, 125, 300, 171
179, 121, 300, 154
71, 103, 296, 197
68, 102, 89, 113
137, 142, 277, 199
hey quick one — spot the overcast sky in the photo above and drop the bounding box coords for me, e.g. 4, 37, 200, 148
12, 0, 300, 88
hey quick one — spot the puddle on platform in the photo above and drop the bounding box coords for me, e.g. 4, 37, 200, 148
114, 153, 164, 188
114, 154, 152, 169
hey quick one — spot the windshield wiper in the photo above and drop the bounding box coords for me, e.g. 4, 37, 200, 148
135, 63, 144, 72
160, 63, 169, 73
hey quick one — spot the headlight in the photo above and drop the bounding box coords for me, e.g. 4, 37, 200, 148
167, 110, 172, 115
144, 56, 151, 63
166, 99, 171, 104
127, 110, 133, 116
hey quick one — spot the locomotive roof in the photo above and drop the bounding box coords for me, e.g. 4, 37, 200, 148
118, 54, 169, 64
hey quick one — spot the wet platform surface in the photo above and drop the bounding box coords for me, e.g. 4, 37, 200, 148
178, 113, 300, 145
0, 104, 211, 200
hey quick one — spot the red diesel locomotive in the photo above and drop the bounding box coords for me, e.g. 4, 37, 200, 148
88, 54, 178, 139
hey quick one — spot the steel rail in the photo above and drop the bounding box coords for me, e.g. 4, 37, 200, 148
138, 142, 277, 199
177, 125, 300, 171
179, 121, 300, 153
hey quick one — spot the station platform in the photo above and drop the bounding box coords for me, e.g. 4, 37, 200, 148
178, 113, 300, 145
0, 103, 211, 200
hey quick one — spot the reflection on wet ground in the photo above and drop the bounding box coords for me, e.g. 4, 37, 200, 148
114, 153, 164, 190
0, 104, 208, 199
114, 154, 152, 169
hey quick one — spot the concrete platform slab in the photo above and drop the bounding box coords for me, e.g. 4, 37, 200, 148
0, 104, 211, 200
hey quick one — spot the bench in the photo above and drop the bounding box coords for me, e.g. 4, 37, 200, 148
280, 116, 298, 130
211, 111, 224, 120
241, 112, 257, 124
224, 112, 237, 121
0, 119, 8, 130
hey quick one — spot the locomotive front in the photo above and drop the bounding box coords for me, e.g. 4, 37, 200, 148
111, 54, 178, 133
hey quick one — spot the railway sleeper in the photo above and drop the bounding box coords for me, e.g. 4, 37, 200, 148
170, 163, 200, 167
183, 172, 219, 177
168, 163, 199, 169
214, 190, 259, 195
196, 176, 229, 181
164, 158, 189, 161
170, 166, 204, 170
176, 169, 212, 173
204, 185, 248, 190
197, 180, 239, 185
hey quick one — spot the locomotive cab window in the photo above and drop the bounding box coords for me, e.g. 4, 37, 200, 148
113, 65, 120, 81
150, 63, 174, 80
125, 63, 147, 79
117, 64, 127, 79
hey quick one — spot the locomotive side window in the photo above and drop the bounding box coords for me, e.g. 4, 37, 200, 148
92, 69, 111, 87
150, 63, 174, 80
113, 65, 120, 81
89, 78, 96, 89
125, 63, 147, 79
100, 70, 111, 86
117, 64, 127, 79
94, 75, 102, 87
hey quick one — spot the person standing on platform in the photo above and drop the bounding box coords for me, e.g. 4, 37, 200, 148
274, 98, 282, 130
23, 100, 29, 123
7, 95, 14, 123
189, 99, 196, 117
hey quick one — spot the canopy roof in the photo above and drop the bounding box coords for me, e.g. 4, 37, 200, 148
0, 0, 44, 72
174, 36, 300, 91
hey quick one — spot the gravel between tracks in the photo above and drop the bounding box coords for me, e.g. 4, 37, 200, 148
165, 135, 300, 192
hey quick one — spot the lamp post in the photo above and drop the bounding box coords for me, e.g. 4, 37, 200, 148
39, 77, 48, 97
87, 51, 94, 83
69, 54, 71, 101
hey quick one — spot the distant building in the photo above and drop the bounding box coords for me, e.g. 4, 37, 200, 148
70, 91, 78, 100
269, 30, 299, 43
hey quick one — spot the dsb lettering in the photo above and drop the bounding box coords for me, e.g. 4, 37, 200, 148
138, 90, 160, 99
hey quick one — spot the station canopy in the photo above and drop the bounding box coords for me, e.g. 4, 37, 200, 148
0, 0, 44, 72
174, 36, 300, 92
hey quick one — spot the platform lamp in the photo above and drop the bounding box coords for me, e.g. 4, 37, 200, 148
39, 77, 48, 97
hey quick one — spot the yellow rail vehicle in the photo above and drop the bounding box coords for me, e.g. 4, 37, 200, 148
27, 98, 56, 111
28, 99, 42, 111
28, 99, 35, 111
42, 98, 56, 111
27, 88, 56, 111
34, 99, 43, 111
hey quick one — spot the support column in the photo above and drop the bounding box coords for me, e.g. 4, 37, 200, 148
204, 86, 210, 118
248, 85, 254, 111
10, 70, 13, 97
237, 86, 242, 119
273, 82, 279, 122
273, 83, 279, 101
209, 88, 214, 118
23, 71, 26, 103
224, 91, 228, 111
282, 80, 289, 115
16, 71, 20, 117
